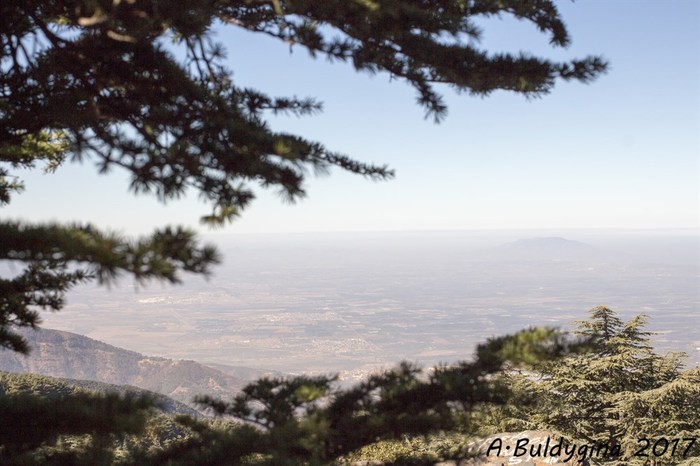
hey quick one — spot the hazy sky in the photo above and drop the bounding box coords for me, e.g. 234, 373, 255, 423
5, 1, 699, 234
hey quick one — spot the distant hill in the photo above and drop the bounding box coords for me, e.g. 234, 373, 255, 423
479, 237, 601, 262
0, 328, 275, 408
0, 370, 199, 416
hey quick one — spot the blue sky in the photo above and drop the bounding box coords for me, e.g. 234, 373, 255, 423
5, 0, 699, 234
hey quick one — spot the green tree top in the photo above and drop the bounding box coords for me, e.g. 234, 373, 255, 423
150, 327, 583, 465
503, 307, 698, 465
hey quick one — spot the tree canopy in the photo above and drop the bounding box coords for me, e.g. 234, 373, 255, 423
133, 327, 585, 465
3, 309, 697, 465
0, 3, 612, 463
497, 307, 700, 465
1, 0, 606, 351
0, 328, 584, 465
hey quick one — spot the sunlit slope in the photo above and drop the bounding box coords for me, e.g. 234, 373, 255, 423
0, 328, 274, 407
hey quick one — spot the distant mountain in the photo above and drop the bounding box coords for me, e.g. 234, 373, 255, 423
0, 370, 199, 416
479, 237, 601, 262
0, 328, 274, 408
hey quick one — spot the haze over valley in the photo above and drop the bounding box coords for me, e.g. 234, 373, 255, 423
37, 230, 699, 380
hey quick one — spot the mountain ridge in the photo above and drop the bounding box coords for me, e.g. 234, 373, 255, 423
0, 327, 276, 408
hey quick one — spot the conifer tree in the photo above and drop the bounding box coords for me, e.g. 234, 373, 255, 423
0, 385, 156, 465
1, 0, 607, 351
145, 328, 583, 465
1, 3, 609, 463
504, 307, 700, 465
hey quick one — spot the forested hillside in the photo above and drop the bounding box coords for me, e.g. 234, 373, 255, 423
0, 371, 239, 464
0, 371, 198, 417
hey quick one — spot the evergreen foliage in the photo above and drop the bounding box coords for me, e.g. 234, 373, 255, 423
0, 370, 200, 417
1, 0, 606, 351
499, 307, 700, 465
147, 327, 582, 465
0, 328, 584, 465
4, 311, 697, 465
0, 372, 157, 465
1, 2, 613, 464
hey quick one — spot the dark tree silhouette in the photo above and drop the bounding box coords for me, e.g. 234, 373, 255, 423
0, 1, 607, 351
0, 4, 610, 462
